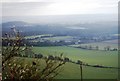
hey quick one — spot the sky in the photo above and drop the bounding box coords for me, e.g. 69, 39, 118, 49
0, 0, 119, 16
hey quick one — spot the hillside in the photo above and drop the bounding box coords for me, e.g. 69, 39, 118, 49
2, 21, 117, 37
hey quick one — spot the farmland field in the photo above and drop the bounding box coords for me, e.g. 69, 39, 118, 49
2, 39, 118, 79
25, 34, 72, 41
70, 40, 118, 50
25, 34, 53, 39
31, 46, 118, 79
43, 36, 72, 41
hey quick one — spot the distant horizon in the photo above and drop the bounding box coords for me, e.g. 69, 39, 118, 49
1, 14, 118, 24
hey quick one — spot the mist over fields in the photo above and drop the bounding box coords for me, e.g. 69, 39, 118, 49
1, 14, 118, 37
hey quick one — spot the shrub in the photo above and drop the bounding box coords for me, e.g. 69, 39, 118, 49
2, 28, 66, 80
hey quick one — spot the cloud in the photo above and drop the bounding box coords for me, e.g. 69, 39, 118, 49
1, 0, 119, 16
1, 0, 119, 3
2, 2, 52, 16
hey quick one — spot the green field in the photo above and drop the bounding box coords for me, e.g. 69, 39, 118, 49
70, 40, 118, 50
2, 39, 118, 79
25, 34, 72, 41
31, 46, 118, 79
43, 36, 72, 41
25, 34, 53, 39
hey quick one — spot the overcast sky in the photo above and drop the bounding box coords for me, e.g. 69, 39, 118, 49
0, 0, 119, 16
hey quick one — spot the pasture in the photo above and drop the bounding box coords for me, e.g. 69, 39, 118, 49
25, 34, 53, 39
43, 36, 72, 41
70, 40, 118, 50
31, 46, 118, 79
25, 34, 72, 41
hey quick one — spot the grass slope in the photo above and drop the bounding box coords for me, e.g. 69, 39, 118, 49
31, 46, 118, 79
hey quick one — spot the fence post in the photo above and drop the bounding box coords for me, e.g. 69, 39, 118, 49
80, 62, 83, 81
77, 60, 83, 81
